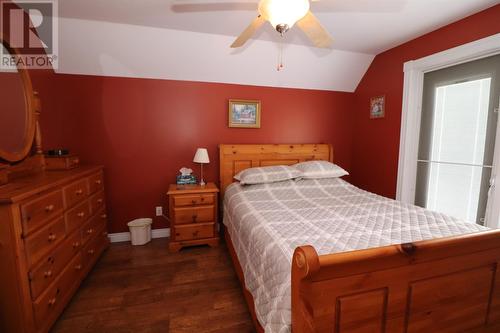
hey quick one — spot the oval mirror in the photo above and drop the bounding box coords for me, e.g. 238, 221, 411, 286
0, 39, 36, 162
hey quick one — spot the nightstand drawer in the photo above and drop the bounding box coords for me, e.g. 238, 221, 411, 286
167, 182, 219, 252
173, 194, 214, 207
174, 223, 214, 241
173, 205, 214, 224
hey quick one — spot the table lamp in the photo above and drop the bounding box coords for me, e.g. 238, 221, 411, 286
193, 148, 210, 186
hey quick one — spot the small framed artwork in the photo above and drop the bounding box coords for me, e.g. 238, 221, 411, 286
370, 95, 385, 119
228, 99, 261, 128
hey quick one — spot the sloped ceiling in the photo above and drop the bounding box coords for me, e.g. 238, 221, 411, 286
38, 0, 500, 91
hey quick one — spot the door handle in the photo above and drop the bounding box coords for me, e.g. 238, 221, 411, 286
488, 177, 496, 197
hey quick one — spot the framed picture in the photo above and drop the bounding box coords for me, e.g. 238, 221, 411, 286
228, 99, 261, 128
370, 95, 385, 119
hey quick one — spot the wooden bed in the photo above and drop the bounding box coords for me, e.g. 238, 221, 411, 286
219, 144, 500, 333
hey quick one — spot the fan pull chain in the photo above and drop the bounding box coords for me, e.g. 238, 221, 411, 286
277, 38, 284, 71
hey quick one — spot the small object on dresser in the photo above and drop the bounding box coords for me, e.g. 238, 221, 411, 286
176, 167, 197, 185
46, 149, 69, 156
45, 154, 80, 170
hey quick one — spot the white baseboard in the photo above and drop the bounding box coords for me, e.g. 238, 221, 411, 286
108, 228, 170, 243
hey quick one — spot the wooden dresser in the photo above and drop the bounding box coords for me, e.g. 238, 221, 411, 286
167, 183, 219, 252
0, 166, 109, 333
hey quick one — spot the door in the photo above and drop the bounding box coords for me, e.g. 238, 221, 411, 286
415, 54, 500, 226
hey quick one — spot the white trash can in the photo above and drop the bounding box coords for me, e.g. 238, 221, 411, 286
127, 218, 152, 245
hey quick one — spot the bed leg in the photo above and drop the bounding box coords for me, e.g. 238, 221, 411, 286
292, 245, 320, 333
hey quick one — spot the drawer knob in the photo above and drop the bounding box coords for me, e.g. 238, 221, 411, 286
75, 189, 84, 195
45, 204, 55, 212
95, 179, 102, 185
87, 228, 94, 235
97, 199, 103, 204
88, 249, 95, 255
48, 297, 56, 306
44, 270, 53, 278
48, 233, 57, 242
72, 241, 80, 248
75, 264, 83, 270
191, 200, 197, 204
193, 231, 199, 237
77, 212, 85, 218
47, 256, 55, 264
101, 214, 107, 219
192, 215, 198, 222
201, 197, 205, 202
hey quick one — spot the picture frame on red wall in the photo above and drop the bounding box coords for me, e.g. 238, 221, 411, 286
370, 95, 385, 119
228, 99, 261, 128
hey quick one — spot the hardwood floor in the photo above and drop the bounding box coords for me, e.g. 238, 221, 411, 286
51, 238, 255, 333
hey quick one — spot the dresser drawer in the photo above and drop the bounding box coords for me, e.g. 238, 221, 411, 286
88, 172, 104, 194
20, 190, 64, 236
82, 226, 109, 271
65, 200, 90, 234
25, 216, 66, 268
173, 205, 214, 224
89, 190, 105, 215
173, 193, 215, 207
174, 223, 214, 241
33, 253, 83, 328
81, 209, 107, 246
29, 231, 82, 300
63, 179, 89, 208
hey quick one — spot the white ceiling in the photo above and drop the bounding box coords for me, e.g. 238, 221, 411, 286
55, 16, 375, 91
57, 0, 499, 55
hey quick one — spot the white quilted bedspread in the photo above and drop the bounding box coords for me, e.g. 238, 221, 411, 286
223, 178, 487, 333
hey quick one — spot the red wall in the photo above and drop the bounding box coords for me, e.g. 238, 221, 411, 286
32, 74, 354, 232
351, 5, 500, 198
28, 4, 499, 233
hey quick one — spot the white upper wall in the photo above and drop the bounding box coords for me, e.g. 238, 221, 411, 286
57, 17, 374, 92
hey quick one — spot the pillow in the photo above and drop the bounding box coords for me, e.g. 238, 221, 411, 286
234, 165, 302, 185
293, 160, 348, 179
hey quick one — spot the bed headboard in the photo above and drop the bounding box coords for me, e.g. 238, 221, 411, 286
218, 143, 333, 195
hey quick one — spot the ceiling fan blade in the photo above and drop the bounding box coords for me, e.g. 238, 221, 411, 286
230, 15, 266, 48
171, 0, 257, 13
296, 11, 333, 48
312, 0, 407, 13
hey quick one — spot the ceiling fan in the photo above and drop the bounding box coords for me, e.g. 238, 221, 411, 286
231, 0, 333, 49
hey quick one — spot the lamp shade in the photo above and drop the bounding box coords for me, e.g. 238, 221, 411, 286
258, 0, 309, 29
193, 148, 210, 164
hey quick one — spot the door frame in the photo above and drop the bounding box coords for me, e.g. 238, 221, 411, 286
396, 33, 500, 227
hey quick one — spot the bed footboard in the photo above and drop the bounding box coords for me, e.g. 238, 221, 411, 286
291, 230, 500, 333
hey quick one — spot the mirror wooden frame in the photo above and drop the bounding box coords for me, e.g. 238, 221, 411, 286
0, 37, 37, 162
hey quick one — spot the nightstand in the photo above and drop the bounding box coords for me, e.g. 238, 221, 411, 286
167, 182, 220, 252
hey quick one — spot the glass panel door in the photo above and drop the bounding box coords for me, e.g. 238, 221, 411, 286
415, 55, 500, 225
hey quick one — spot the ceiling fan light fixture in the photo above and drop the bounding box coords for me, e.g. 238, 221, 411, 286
258, 0, 310, 31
